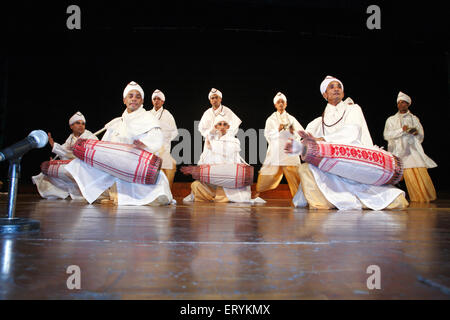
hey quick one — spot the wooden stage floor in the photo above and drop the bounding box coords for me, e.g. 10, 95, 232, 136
1, 186, 450, 300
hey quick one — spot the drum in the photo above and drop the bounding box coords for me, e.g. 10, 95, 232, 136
181, 163, 254, 189
72, 139, 162, 185
40, 159, 74, 183
302, 139, 403, 185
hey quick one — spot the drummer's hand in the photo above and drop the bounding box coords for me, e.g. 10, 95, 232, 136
47, 132, 54, 148
289, 125, 295, 134
284, 139, 293, 153
49, 156, 53, 161
133, 140, 147, 150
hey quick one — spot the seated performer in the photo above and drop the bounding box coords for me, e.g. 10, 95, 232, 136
384, 91, 437, 202
149, 89, 178, 190
253, 92, 304, 199
183, 115, 252, 203
65, 81, 173, 206
197, 88, 242, 164
286, 76, 408, 210
32, 112, 98, 199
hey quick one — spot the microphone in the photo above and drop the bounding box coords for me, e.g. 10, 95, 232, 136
0, 130, 48, 162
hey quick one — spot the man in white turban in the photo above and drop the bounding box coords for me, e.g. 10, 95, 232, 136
149, 89, 179, 190
65, 81, 173, 206
288, 76, 408, 210
32, 111, 98, 199
197, 88, 242, 164
184, 115, 252, 203
384, 91, 437, 202
253, 92, 304, 200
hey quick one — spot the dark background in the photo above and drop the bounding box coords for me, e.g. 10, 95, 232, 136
0, 1, 449, 190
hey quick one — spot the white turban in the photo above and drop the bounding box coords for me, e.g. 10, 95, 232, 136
320, 75, 344, 95
69, 111, 86, 125
397, 91, 411, 105
123, 81, 144, 100
208, 88, 223, 100
151, 89, 165, 101
273, 92, 287, 105
213, 115, 229, 126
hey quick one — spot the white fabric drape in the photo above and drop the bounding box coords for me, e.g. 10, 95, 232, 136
384, 111, 437, 169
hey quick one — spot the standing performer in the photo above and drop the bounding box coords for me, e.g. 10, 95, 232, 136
287, 76, 408, 210
149, 89, 178, 190
32, 112, 98, 199
183, 115, 252, 203
65, 81, 173, 206
197, 88, 242, 164
384, 91, 437, 202
253, 92, 304, 199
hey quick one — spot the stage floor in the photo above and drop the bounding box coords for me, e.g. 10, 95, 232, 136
1, 192, 450, 299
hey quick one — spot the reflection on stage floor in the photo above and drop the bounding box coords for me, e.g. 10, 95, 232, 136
1, 191, 450, 299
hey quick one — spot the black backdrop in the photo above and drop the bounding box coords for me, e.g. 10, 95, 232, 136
1, 1, 449, 190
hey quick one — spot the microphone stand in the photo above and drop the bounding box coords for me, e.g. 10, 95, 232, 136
0, 157, 40, 233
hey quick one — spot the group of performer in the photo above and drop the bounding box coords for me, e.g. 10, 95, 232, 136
32, 76, 438, 210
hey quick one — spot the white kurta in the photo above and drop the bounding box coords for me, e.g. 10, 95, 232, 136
294, 99, 405, 210
52, 129, 98, 160
197, 105, 241, 164
32, 130, 98, 200
262, 111, 304, 167
149, 107, 178, 169
384, 111, 437, 169
65, 106, 173, 205
196, 131, 251, 203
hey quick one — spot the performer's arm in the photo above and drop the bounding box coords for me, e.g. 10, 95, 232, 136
264, 118, 280, 141
413, 116, 424, 143
51, 134, 75, 159
198, 114, 212, 138
383, 117, 405, 141
134, 128, 164, 154
228, 110, 242, 137
166, 113, 179, 142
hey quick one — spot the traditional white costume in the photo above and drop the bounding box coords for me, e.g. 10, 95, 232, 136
197, 88, 242, 165
149, 89, 179, 188
185, 115, 252, 203
292, 76, 408, 210
65, 82, 173, 206
256, 92, 304, 197
32, 112, 97, 200
383, 91, 437, 202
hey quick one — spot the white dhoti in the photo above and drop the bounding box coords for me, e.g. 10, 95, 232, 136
65, 159, 172, 205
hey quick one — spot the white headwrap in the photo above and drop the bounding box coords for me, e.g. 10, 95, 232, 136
213, 115, 229, 126
208, 88, 223, 99
69, 111, 86, 125
151, 89, 165, 101
123, 81, 144, 100
397, 91, 412, 105
320, 75, 344, 95
273, 92, 287, 105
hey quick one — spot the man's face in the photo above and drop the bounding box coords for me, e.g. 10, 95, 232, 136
70, 121, 85, 136
215, 121, 230, 135
397, 100, 410, 113
323, 81, 344, 104
152, 96, 164, 109
123, 90, 143, 113
274, 99, 287, 113
209, 94, 222, 108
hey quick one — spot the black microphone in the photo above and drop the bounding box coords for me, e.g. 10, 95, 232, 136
0, 130, 48, 162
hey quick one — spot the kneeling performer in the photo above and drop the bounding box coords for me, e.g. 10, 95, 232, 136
286, 76, 408, 210
65, 81, 173, 206
32, 112, 97, 199
182, 116, 253, 203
